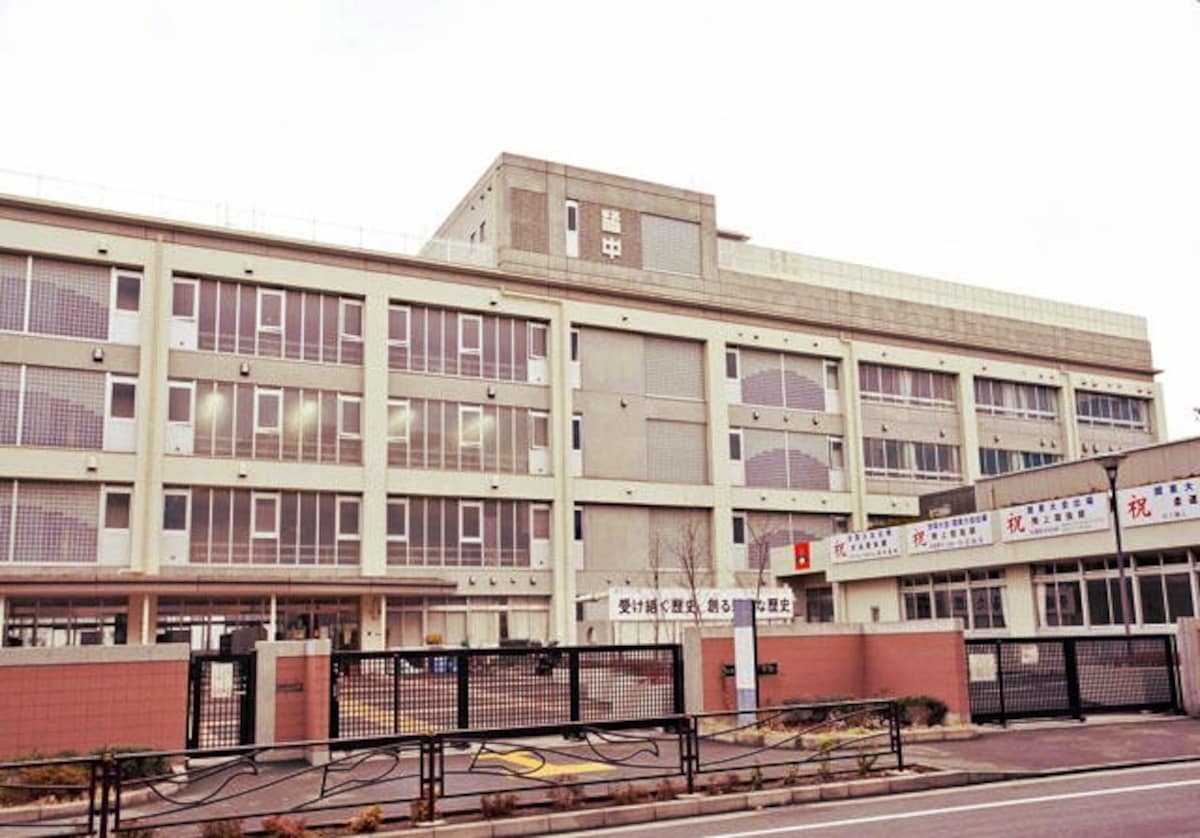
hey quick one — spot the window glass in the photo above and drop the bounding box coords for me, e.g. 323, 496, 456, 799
256, 390, 281, 431
339, 499, 360, 537
573, 507, 583, 540
163, 494, 188, 530
341, 301, 363, 337
388, 401, 410, 441
259, 291, 283, 329
460, 315, 482, 351
732, 515, 746, 544
389, 306, 409, 343
729, 431, 742, 460
172, 281, 195, 317
531, 413, 549, 448
528, 324, 548, 358
105, 492, 131, 529
725, 350, 739, 379
253, 495, 278, 536
115, 276, 140, 312
168, 385, 191, 422
111, 381, 136, 419
340, 398, 361, 436
532, 506, 551, 539
571, 416, 582, 450
387, 501, 407, 540
461, 504, 482, 540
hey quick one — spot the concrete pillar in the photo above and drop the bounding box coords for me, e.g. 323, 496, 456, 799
133, 237, 168, 575
254, 639, 331, 765
958, 371, 981, 484
551, 304, 575, 643
359, 285, 389, 577
126, 593, 156, 645
1060, 370, 1081, 459
1002, 565, 1037, 635
1176, 617, 1200, 716
704, 337, 734, 588
841, 340, 868, 529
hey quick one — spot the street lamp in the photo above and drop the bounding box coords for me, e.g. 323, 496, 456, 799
1097, 454, 1132, 636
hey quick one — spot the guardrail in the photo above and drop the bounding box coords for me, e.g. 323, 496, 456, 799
0, 700, 902, 836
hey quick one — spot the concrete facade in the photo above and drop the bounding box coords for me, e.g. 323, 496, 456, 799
0, 153, 1163, 650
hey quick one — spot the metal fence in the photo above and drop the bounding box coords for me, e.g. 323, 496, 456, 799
329, 644, 683, 738
965, 635, 1180, 725
187, 652, 256, 749
0, 700, 903, 837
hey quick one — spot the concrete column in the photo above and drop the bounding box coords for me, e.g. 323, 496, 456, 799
704, 338, 734, 588
126, 593, 156, 645
359, 594, 386, 651
133, 236, 168, 575
841, 340, 869, 529
551, 304, 576, 643
958, 371, 981, 484
1152, 380, 1168, 443
1060, 370, 1081, 459
1176, 618, 1200, 716
1002, 565, 1037, 635
359, 284, 390, 577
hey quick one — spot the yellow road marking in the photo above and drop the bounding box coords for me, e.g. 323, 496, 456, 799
339, 698, 427, 732
477, 749, 612, 778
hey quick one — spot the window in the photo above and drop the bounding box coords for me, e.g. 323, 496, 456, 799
573, 506, 583, 541
859, 362, 955, 408
109, 377, 136, 420
338, 395, 362, 439
979, 448, 1061, 476
460, 502, 483, 545
388, 399, 410, 443
387, 499, 408, 542
459, 313, 482, 356
337, 497, 360, 540
864, 438, 960, 482
257, 288, 284, 335
824, 360, 840, 391
389, 305, 410, 347
565, 199, 580, 258
531, 505, 551, 540
902, 570, 1006, 629
725, 348, 740, 380
172, 279, 197, 318
806, 587, 835, 623
528, 323, 548, 359
732, 514, 746, 545
974, 378, 1058, 420
1076, 391, 1150, 431
104, 489, 132, 530
163, 491, 189, 531
478, 221, 486, 243
114, 274, 140, 312
339, 300, 363, 342
571, 415, 582, 451
530, 411, 550, 449
459, 405, 483, 448
251, 493, 279, 538
570, 328, 580, 362
828, 437, 845, 470
729, 429, 743, 461
167, 382, 192, 423
254, 388, 282, 434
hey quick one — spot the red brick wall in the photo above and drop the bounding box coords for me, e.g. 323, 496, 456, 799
0, 659, 187, 759
700, 627, 968, 719
272, 652, 331, 744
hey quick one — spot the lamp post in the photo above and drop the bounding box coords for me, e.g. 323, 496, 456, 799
1097, 454, 1132, 636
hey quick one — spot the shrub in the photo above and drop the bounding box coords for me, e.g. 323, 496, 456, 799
654, 778, 679, 801
99, 747, 171, 781
610, 783, 649, 805
408, 797, 435, 823
856, 754, 879, 776
261, 814, 311, 838
0, 754, 91, 806
348, 804, 385, 833
782, 763, 800, 787
199, 820, 244, 838
749, 763, 764, 791
896, 696, 948, 727
480, 792, 518, 818
548, 776, 585, 811
116, 830, 157, 838
705, 773, 740, 795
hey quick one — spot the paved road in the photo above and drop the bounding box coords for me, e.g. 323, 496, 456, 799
562, 762, 1200, 837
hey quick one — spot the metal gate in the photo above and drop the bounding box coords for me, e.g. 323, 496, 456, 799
965, 635, 1179, 724
329, 644, 684, 739
187, 652, 256, 749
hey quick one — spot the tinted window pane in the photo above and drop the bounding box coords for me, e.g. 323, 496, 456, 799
111, 382, 136, 419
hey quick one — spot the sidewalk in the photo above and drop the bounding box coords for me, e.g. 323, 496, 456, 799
905, 714, 1200, 777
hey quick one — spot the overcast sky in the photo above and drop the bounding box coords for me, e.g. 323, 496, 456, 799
1, 1, 1196, 437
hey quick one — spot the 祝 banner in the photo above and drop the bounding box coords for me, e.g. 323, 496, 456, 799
829, 528, 901, 563
1119, 476, 1200, 529
608, 587, 794, 622
1000, 492, 1109, 542
907, 512, 992, 555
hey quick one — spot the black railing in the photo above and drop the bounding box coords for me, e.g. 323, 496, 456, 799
187, 652, 256, 749
0, 700, 903, 837
965, 635, 1180, 725
329, 644, 683, 738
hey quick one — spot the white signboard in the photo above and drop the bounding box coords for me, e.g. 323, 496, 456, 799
607, 587, 794, 622
1000, 492, 1108, 542
829, 528, 901, 563
1119, 476, 1200, 529
210, 662, 234, 699
907, 512, 992, 555
967, 653, 997, 683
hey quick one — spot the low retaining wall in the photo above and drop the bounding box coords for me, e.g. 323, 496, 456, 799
0, 644, 190, 759
685, 620, 970, 723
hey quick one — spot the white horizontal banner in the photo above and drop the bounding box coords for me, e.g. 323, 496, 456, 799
608, 587, 794, 621
830, 528, 901, 562
1000, 492, 1108, 542
1120, 476, 1200, 528
907, 512, 993, 555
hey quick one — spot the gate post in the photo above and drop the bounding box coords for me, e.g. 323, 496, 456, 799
456, 651, 470, 730
241, 652, 258, 746
1064, 639, 1083, 721
1166, 635, 1182, 714
568, 650, 581, 722
187, 656, 203, 749
328, 655, 340, 739
671, 645, 685, 715
994, 640, 1007, 727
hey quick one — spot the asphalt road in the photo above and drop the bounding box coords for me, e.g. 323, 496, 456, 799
561, 762, 1200, 838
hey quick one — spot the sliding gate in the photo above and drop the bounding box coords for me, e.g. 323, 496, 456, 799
966, 635, 1179, 724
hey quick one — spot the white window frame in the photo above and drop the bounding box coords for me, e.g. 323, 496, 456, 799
460, 501, 484, 546
102, 486, 133, 532
110, 270, 142, 313
458, 312, 483, 356
253, 387, 283, 434
388, 304, 411, 349
528, 323, 548, 360
172, 277, 199, 319
106, 374, 138, 421
729, 428, 744, 462
725, 347, 740, 380
167, 380, 194, 425
251, 491, 280, 538
338, 394, 362, 440
529, 411, 550, 450
339, 299, 364, 343
256, 287, 285, 337
336, 496, 361, 542
387, 498, 409, 543
387, 398, 411, 444
162, 488, 191, 533
459, 405, 483, 448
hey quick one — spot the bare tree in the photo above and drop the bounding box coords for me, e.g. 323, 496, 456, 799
648, 531, 665, 644
671, 516, 710, 633
743, 514, 777, 605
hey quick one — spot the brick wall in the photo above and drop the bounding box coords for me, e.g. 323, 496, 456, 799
694, 622, 968, 723
0, 645, 189, 759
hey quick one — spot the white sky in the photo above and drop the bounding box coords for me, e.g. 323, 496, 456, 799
1, 1, 1196, 436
